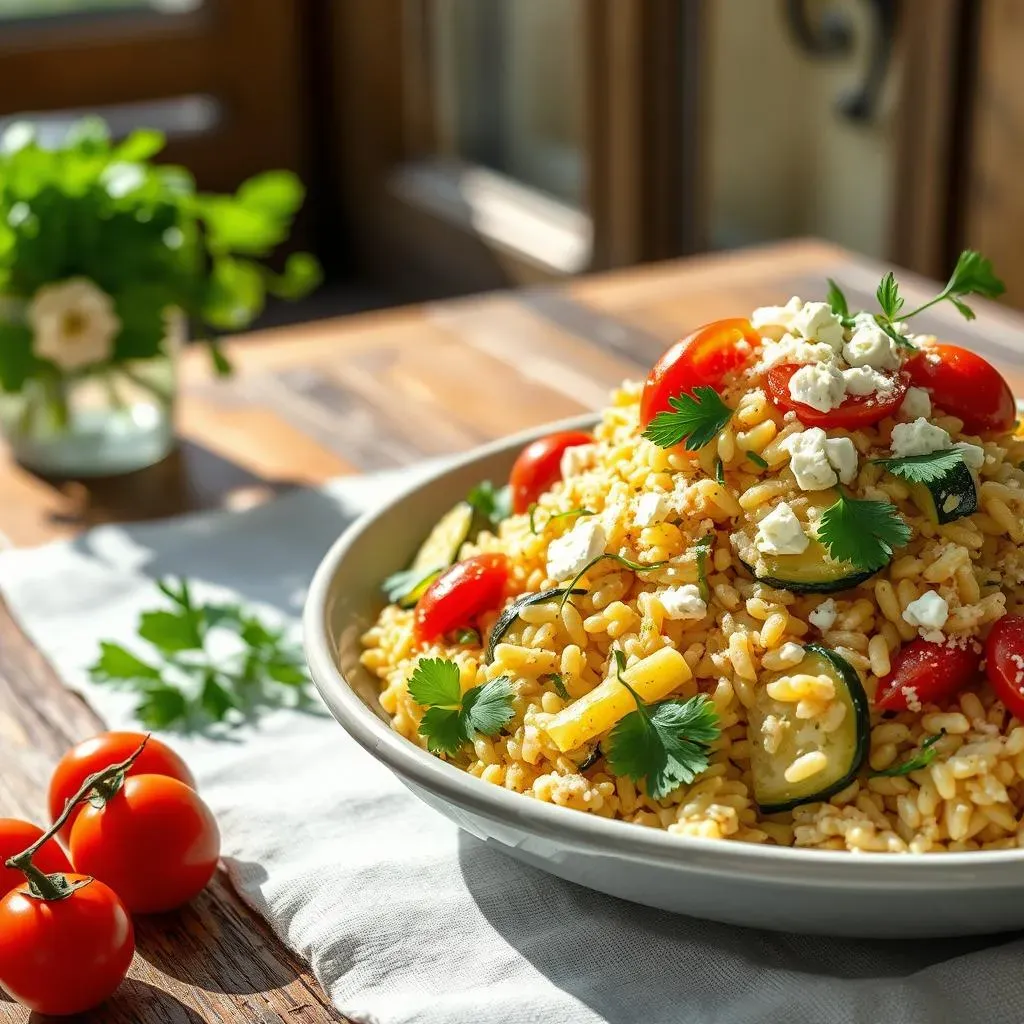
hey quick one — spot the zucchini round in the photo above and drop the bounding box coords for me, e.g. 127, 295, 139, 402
909, 461, 978, 525
485, 587, 585, 663
382, 502, 475, 607
739, 538, 877, 595
747, 643, 870, 813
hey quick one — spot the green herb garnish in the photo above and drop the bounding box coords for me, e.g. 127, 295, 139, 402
642, 385, 733, 451
816, 491, 912, 572
467, 481, 512, 527
407, 657, 515, 756
745, 450, 769, 469
604, 649, 720, 800
542, 672, 571, 700
826, 277, 852, 323
528, 505, 595, 535
382, 566, 442, 604
872, 731, 945, 778
90, 577, 309, 728
558, 553, 670, 609
714, 456, 725, 485
872, 448, 965, 484
692, 534, 714, 602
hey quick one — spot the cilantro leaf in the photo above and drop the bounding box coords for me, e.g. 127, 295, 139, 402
642, 386, 733, 451
871, 731, 945, 778
407, 657, 462, 707
90, 577, 309, 729
543, 672, 570, 700
875, 317, 917, 351
876, 271, 904, 321
467, 481, 512, 527
873, 448, 965, 484
462, 677, 516, 736
826, 278, 850, 320
901, 250, 1005, 322
90, 642, 161, 682
408, 657, 516, 756
816, 491, 911, 572
605, 653, 720, 800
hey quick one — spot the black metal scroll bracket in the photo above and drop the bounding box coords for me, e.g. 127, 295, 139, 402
784, 0, 900, 123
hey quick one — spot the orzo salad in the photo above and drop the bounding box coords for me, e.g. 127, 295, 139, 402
360, 251, 1024, 853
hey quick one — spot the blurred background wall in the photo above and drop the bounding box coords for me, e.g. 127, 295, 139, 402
0, 0, 1018, 319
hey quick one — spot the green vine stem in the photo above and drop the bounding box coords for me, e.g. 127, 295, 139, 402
4, 736, 150, 901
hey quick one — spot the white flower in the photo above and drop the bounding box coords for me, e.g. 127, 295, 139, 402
28, 277, 120, 372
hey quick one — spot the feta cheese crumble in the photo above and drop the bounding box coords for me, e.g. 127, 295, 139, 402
657, 584, 707, 621
902, 591, 949, 631
790, 301, 845, 349
560, 443, 596, 481
808, 599, 837, 630
751, 297, 803, 332
635, 491, 669, 527
900, 386, 932, 419
954, 442, 985, 470
546, 519, 607, 581
841, 365, 895, 397
842, 321, 901, 370
755, 502, 809, 556
788, 363, 846, 413
890, 417, 952, 458
780, 428, 858, 491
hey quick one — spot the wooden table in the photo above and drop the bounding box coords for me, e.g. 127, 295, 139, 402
1, 239, 1022, 1022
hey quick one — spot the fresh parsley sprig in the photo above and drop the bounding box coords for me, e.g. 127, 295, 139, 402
816, 491, 911, 572
559, 552, 671, 609
642, 386, 733, 451
871, 731, 945, 778
827, 250, 1005, 355
528, 505, 595, 535
90, 578, 309, 728
872, 448, 965, 484
407, 657, 515, 756
604, 650, 720, 800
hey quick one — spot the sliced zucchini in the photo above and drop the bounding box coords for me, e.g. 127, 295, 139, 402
747, 643, 869, 813
737, 536, 876, 595
485, 587, 585, 662
382, 501, 474, 607
909, 461, 978, 525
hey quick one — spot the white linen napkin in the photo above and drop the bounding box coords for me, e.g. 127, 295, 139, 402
2, 471, 1024, 1024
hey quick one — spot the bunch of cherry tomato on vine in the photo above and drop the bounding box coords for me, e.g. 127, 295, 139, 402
0, 731, 216, 1016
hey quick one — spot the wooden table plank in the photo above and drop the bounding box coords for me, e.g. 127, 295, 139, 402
2, 239, 1024, 1021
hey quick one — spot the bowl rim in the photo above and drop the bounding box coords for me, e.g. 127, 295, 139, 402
304, 413, 1024, 880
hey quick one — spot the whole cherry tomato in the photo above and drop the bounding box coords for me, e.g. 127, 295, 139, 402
70, 775, 220, 915
414, 553, 510, 644
0, 820, 70, 897
0, 875, 134, 1015
905, 344, 1015, 434
765, 363, 909, 429
640, 318, 760, 427
49, 731, 196, 843
984, 614, 1024, 720
509, 431, 593, 514
875, 637, 982, 711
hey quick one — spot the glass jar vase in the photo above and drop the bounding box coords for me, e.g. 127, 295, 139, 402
0, 312, 183, 478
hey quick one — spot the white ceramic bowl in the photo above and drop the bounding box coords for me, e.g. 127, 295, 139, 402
305, 415, 1024, 938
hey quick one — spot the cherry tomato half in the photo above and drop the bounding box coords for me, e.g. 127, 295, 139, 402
905, 344, 1015, 435
0, 820, 70, 897
640, 318, 760, 427
875, 637, 982, 712
414, 553, 510, 644
49, 731, 196, 844
985, 614, 1024, 720
509, 431, 593, 514
70, 775, 220, 915
765, 363, 909, 429
0, 875, 134, 1015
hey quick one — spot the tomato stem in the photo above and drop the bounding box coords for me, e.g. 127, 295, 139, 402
4, 736, 150, 900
